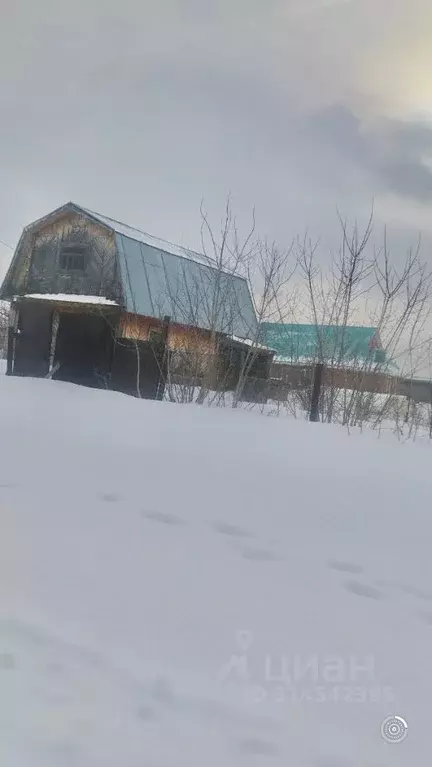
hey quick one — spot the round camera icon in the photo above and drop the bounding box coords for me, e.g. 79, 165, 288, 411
381, 715, 408, 744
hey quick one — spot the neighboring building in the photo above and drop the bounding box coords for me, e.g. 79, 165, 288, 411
260, 323, 386, 367
261, 322, 392, 402
1, 203, 273, 399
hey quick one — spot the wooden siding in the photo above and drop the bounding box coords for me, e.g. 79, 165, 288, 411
118, 314, 161, 341
8, 232, 33, 296
118, 313, 217, 355
1, 209, 118, 301
34, 211, 115, 250
168, 324, 215, 356
27, 211, 119, 298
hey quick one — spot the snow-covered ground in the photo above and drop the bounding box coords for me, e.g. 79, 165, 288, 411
1, 374, 432, 765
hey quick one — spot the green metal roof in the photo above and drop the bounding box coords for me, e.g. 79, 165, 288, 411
260, 323, 386, 366
78, 206, 259, 339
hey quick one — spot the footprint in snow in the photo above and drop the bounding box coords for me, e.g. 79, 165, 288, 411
375, 579, 432, 602
342, 580, 383, 600
142, 510, 184, 526
236, 737, 279, 756
242, 548, 279, 562
328, 559, 364, 575
397, 583, 432, 602
100, 492, 121, 503
136, 704, 157, 722
212, 521, 252, 539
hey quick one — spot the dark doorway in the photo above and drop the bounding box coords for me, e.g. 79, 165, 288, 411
52, 312, 115, 388
13, 302, 53, 377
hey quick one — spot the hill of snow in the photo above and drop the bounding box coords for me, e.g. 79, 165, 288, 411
1, 375, 431, 765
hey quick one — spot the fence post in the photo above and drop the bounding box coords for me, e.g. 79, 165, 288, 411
310, 362, 323, 422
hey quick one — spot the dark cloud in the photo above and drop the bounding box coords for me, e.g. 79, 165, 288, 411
296, 105, 432, 203
380, 120, 432, 157
1, 0, 432, 278
370, 119, 432, 201
379, 159, 432, 202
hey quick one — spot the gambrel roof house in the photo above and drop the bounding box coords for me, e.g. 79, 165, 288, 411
1, 203, 273, 401
0, 202, 257, 339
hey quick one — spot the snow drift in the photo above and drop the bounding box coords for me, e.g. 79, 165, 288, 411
0, 374, 431, 765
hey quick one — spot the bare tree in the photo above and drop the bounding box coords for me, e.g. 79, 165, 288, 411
231, 238, 296, 407
292, 210, 432, 432
159, 199, 257, 405
160, 200, 297, 408
194, 199, 256, 404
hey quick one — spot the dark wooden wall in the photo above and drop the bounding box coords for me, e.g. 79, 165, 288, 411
111, 338, 168, 400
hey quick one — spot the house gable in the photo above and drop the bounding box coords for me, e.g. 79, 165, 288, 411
0, 204, 121, 303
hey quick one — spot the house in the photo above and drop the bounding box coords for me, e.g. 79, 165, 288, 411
260, 322, 392, 401
1, 203, 274, 400
260, 323, 386, 367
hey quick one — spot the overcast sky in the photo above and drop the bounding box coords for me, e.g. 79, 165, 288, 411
1, 0, 432, 278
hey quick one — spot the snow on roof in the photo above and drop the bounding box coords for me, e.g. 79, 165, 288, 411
23, 293, 118, 306
230, 334, 276, 352
273, 354, 384, 369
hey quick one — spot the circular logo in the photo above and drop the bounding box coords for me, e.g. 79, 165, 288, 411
381, 715, 408, 744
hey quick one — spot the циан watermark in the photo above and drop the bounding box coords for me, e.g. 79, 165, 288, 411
221, 630, 395, 706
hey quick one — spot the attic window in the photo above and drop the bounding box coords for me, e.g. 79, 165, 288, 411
59, 243, 88, 272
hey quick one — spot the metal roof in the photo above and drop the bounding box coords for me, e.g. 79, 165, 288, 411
115, 232, 257, 337
82, 207, 215, 268
260, 323, 386, 365
78, 205, 257, 337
